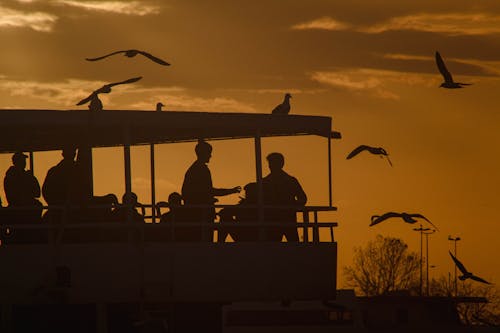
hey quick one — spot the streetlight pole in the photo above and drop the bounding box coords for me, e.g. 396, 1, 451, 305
423, 229, 435, 296
448, 235, 461, 296
413, 225, 431, 296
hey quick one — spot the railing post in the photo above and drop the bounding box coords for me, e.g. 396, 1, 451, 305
328, 133, 332, 207
254, 132, 265, 241
150, 144, 156, 223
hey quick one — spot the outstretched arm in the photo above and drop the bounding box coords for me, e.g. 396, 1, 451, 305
213, 186, 241, 197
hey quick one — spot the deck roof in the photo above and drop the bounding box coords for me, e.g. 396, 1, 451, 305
0, 110, 333, 153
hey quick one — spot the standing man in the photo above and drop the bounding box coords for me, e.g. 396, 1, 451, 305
263, 152, 307, 242
182, 139, 241, 241
4, 152, 42, 222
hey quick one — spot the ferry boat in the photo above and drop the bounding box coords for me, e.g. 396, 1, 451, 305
0, 109, 340, 332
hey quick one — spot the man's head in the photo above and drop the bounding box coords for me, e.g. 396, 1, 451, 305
195, 139, 212, 163
243, 182, 257, 203
122, 192, 138, 206
62, 147, 77, 161
266, 152, 285, 173
168, 192, 182, 207
12, 152, 28, 169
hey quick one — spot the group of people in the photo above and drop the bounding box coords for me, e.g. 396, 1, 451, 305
1, 140, 307, 242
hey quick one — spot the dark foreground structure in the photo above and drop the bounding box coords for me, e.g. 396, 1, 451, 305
0, 110, 339, 332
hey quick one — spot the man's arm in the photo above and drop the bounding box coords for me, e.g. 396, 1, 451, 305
293, 178, 307, 206
213, 186, 241, 197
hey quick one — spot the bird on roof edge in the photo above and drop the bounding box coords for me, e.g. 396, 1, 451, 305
86, 49, 170, 66
449, 251, 491, 284
156, 102, 164, 112
272, 93, 292, 115
346, 145, 393, 166
76, 77, 142, 112
435, 51, 472, 89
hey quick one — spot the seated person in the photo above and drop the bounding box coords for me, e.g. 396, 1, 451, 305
219, 182, 260, 242
4, 152, 43, 224
111, 192, 145, 224
159, 191, 204, 242
160, 192, 183, 224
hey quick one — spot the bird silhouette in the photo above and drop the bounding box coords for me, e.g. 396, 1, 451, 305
370, 212, 438, 229
272, 93, 292, 115
346, 145, 393, 166
156, 102, 164, 112
86, 49, 170, 66
76, 77, 142, 112
435, 51, 471, 89
449, 251, 491, 284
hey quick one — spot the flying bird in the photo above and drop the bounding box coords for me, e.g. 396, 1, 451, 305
76, 76, 142, 112
156, 102, 164, 112
86, 49, 170, 66
370, 212, 438, 229
346, 145, 393, 166
272, 93, 292, 115
449, 251, 490, 284
435, 51, 472, 89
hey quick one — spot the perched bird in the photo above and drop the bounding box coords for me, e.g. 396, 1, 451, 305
370, 212, 438, 229
435, 51, 471, 89
77, 76, 142, 112
156, 102, 164, 112
449, 251, 490, 284
272, 93, 292, 115
346, 145, 393, 166
86, 49, 170, 66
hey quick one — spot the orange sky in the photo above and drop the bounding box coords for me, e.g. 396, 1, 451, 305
0, 0, 499, 287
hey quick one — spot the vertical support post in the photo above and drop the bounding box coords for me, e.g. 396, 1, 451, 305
327, 134, 332, 207
254, 132, 264, 241
454, 241, 458, 296
124, 125, 132, 195
150, 144, 156, 223
426, 233, 430, 296
29, 151, 34, 173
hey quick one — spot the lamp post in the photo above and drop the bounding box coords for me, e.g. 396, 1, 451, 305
413, 225, 431, 296
448, 235, 461, 296
423, 229, 436, 296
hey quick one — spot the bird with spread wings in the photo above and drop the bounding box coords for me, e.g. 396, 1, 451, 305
370, 212, 438, 230
435, 51, 471, 89
449, 251, 491, 284
346, 145, 393, 166
86, 49, 170, 66
76, 77, 142, 112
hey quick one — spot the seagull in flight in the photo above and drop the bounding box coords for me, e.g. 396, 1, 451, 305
272, 93, 292, 115
449, 251, 491, 284
76, 76, 142, 112
86, 49, 170, 66
347, 145, 393, 166
370, 212, 438, 229
435, 51, 471, 89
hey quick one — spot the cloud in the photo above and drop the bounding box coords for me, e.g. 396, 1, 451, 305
383, 53, 500, 76
132, 177, 178, 193
310, 68, 433, 99
0, 77, 257, 112
291, 16, 350, 31
0, 5, 57, 32
54, 0, 160, 15
293, 13, 500, 36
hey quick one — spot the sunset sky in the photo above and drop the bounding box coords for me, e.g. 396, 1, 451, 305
0, 0, 499, 287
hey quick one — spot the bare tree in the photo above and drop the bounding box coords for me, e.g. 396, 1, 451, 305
430, 275, 499, 326
343, 235, 420, 296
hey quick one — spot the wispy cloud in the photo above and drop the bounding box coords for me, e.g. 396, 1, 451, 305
383, 53, 500, 76
310, 68, 433, 99
291, 16, 350, 31
293, 13, 500, 36
0, 5, 57, 32
54, 0, 160, 15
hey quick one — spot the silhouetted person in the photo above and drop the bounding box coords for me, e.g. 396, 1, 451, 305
182, 139, 241, 241
263, 153, 306, 242
112, 192, 145, 224
4, 152, 42, 223
219, 182, 260, 242
160, 192, 183, 224
43, 147, 86, 206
